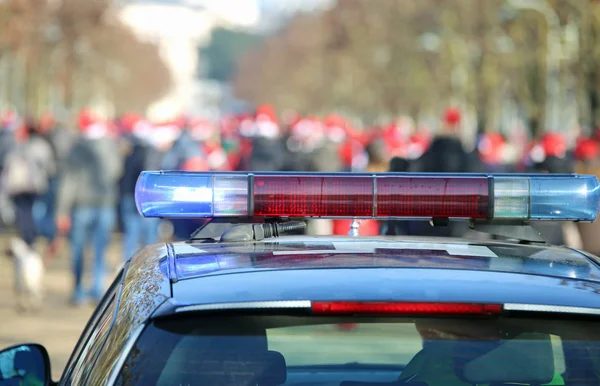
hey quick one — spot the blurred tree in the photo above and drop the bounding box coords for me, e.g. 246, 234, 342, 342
234, 0, 468, 122
234, 12, 330, 114
87, 19, 172, 114
577, 0, 600, 132
0, 0, 171, 118
495, 2, 546, 136
233, 0, 598, 135
200, 27, 263, 82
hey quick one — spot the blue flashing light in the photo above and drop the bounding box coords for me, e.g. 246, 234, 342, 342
494, 175, 600, 221
135, 172, 600, 222
134, 172, 248, 218
529, 176, 600, 221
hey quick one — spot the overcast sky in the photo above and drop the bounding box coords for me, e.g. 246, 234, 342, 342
257, 0, 334, 14
135, 0, 333, 27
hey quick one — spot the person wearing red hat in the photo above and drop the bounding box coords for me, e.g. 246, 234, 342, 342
540, 132, 568, 159
39, 111, 75, 170
247, 105, 286, 172
254, 105, 280, 140
55, 108, 124, 306
30, 111, 73, 249
392, 107, 479, 238
0, 110, 19, 178
525, 132, 573, 174
1, 109, 21, 133
526, 132, 577, 247
1, 117, 55, 271
410, 106, 476, 174
323, 114, 349, 144
574, 137, 599, 162
118, 114, 162, 264
442, 107, 461, 133
159, 114, 204, 171
337, 137, 368, 172
574, 137, 600, 255
283, 116, 324, 172
331, 137, 388, 237
474, 132, 513, 172
406, 131, 431, 160
151, 114, 208, 241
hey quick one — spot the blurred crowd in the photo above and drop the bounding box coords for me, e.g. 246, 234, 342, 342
1, 104, 600, 305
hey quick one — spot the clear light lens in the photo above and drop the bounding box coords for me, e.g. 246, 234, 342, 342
214, 175, 249, 216
493, 177, 529, 219
493, 175, 600, 221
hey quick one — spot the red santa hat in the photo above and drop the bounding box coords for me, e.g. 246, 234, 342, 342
324, 114, 348, 143
575, 137, 599, 161
478, 132, 506, 165
406, 132, 431, 160
529, 132, 567, 164
255, 104, 280, 139
443, 107, 462, 126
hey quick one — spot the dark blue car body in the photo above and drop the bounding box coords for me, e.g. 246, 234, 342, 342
32, 235, 600, 385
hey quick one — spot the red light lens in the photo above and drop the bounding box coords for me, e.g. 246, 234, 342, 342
254, 176, 373, 217
251, 175, 491, 219
376, 177, 489, 218
312, 302, 502, 315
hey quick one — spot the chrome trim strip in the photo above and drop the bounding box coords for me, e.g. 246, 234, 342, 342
504, 303, 600, 315
176, 300, 312, 313
105, 323, 146, 386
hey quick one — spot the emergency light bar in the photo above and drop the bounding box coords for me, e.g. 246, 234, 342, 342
134, 172, 600, 221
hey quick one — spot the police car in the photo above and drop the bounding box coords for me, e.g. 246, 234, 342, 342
1, 172, 600, 386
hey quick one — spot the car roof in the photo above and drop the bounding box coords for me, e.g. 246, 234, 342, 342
168, 236, 600, 282
168, 236, 600, 307
121, 236, 600, 324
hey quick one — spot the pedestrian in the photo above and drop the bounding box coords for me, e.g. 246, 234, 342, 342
475, 131, 512, 172
527, 132, 578, 246
156, 115, 210, 241
33, 112, 66, 249
573, 137, 600, 254
409, 107, 479, 173
160, 115, 203, 171
403, 107, 476, 237
0, 119, 53, 312
332, 138, 388, 236
1, 118, 55, 250
248, 105, 286, 172
0, 110, 19, 175
118, 115, 160, 263
55, 109, 123, 306
382, 156, 412, 236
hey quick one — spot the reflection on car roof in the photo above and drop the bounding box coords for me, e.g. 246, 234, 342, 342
167, 236, 600, 283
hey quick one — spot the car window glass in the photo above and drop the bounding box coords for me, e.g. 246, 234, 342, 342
68, 293, 117, 385
59, 270, 122, 385
267, 323, 422, 365
115, 315, 600, 386
552, 335, 566, 374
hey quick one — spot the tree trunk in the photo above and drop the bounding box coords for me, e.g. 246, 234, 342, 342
63, 36, 75, 110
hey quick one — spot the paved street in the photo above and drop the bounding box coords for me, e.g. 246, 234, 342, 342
0, 233, 123, 380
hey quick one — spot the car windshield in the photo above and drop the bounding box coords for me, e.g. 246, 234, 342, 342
115, 314, 600, 386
